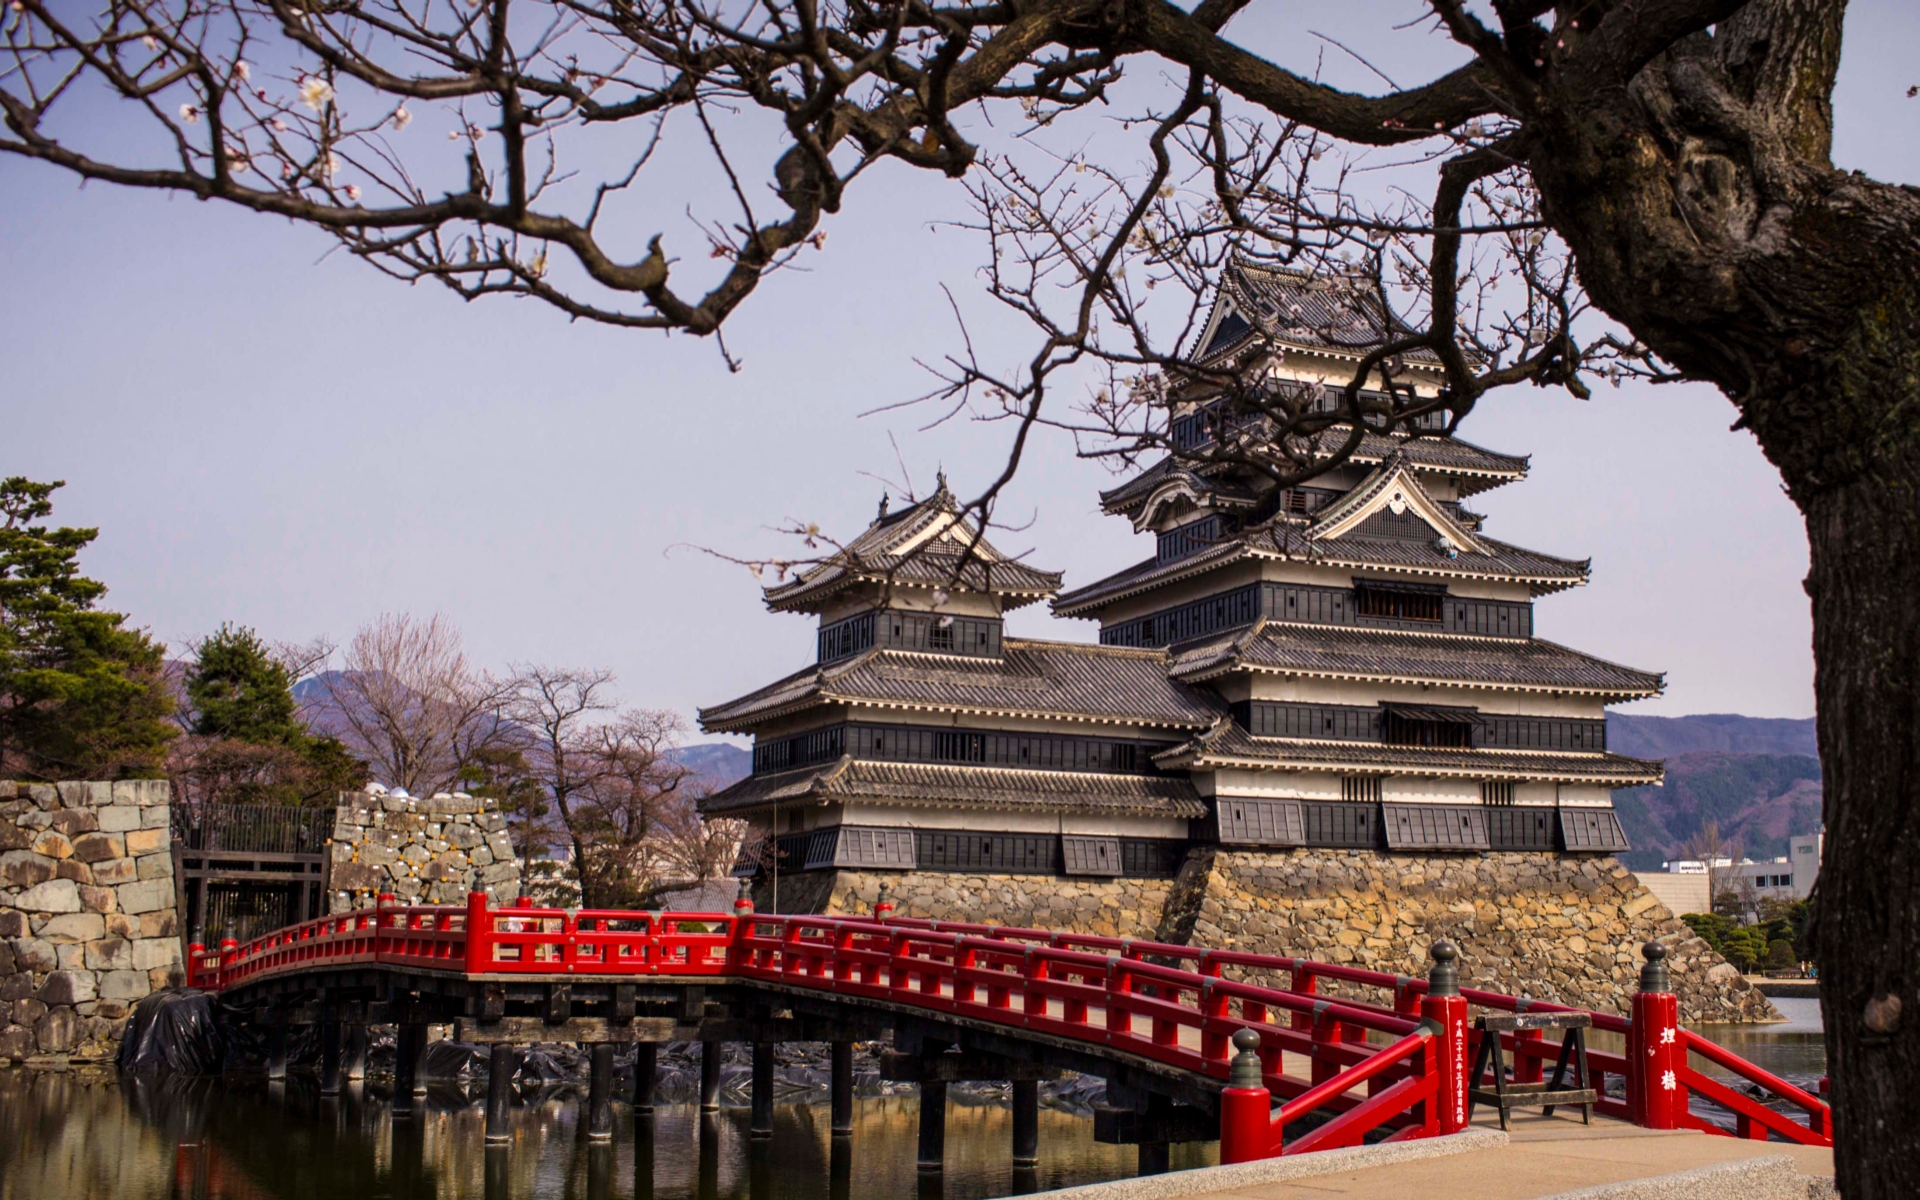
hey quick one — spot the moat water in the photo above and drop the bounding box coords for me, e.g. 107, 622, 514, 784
0, 1000, 1826, 1200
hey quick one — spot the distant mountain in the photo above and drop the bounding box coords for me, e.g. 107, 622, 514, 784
670, 742, 750, 792
1607, 713, 1823, 871
1607, 713, 1817, 759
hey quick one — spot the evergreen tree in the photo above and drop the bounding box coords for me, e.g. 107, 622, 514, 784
0, 478, 174, 779
186, 624, 302, 744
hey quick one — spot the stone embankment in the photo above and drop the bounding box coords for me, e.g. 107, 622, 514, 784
776, 847, 1774, 1022
1, 781, 182, 1063
325, 791, 521, 910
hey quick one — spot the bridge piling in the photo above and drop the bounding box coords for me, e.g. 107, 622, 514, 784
587, 1043, 616, 1141
830, 1040, 854, 1135
633, 1041, 658, 1115
393, 1024, 422, 1117
700, 1041, 722, 1112
750, 1042, 776, 1137
265, 1023, 289, 1081
484, 1144, 510, 1200
319, 1022, 343, 1095
344, 1025, 368, 1082
635, 1110, 656, 1200
485, 1043, 517, 1143
1011, 1078, 1039, 1167
916, 1079, 947, 1172
1137, 1094, 1173, 1176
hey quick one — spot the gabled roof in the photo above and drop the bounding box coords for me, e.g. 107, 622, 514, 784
762, 482, 1063, 613
1306, 452, 1489, 555
698, 757, 1206, 819
1152, 719, 1663, 786
697, 638, 1227, 733
1166, 620, 1664, 700
1191, 262, 1443, 367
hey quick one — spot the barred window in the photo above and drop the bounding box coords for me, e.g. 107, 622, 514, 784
1341, 776, 1383, 804
1481, 780, 1516, 806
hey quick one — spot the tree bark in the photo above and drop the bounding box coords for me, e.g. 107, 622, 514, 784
1515, 4, 1920, 1188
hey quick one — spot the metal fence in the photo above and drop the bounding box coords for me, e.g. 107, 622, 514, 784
172, 804, 335, 855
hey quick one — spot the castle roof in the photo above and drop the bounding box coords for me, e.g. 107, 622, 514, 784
762, 482, 1063, 614
1191, 262, 1444, 367
1154, 719, 1663, 786
700, 757, 1206, 819
1166, 620, 1664, 700
698, 638, 1226, 733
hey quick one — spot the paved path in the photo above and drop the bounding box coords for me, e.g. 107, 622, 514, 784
1179, 1111, 1833, 1200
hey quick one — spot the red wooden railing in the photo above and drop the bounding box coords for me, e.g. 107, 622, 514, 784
183, 893, 1831, 1156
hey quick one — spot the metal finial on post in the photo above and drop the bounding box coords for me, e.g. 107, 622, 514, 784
874, 883, 894, 920
1638, 941, 1671, 994
1228, 1027, 1264, 1089
1427, 940, 1460, 997
734, 877, 755, 914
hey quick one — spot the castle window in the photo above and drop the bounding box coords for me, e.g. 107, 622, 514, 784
1341, 776, 1383, 804
1482, 781, 1516, 806
927, 621, 954, 650
1355, 582, 1444, 623
933, 731, 985, 762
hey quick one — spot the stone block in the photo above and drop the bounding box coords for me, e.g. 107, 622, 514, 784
104, 913, 132, 938
27, 784, 59, 810
148, 964, 180, 992
116, 879, 173, 915
141, 805, 170, 829
136, 853, 173, 881
470, 846, 494, 867
48, 809, 99, 837
123, 827, 167, 857
56, 943, 84, 970
97, 970, 148, 1002
136, 780, 171, 807
0, 942, 11, 977
12, 997, 46, 1025
85, 938, 133, 971
56, 782, 89, 808
1, 972, 34, 1001
35, 1006, 80, 1052
0, 824, 31, 851
78, 885, 116, 914
31, 831, 73, 859
357, 843, 398, 869
399, 843, 433, 866
0, 1024, 34, 1060
0, 910, 25, 939
485, 832, 516, 862
10, 939, 58, 975
69, 832, 123, 862
329, 862, 384, 893
90, 857, 137, 886
96, 806, 141, 833
131, 938, 178, 972
479, 862, 520, 885
17, 879, 81, 913
443, 823, 482, 850
16, 810, 50, 830
37, 914, 105, 942
93, 999, 128, 1020
36, 970, 95, 1006
0, 851, 56, 890
138, 910, 178, 939
54, 859, 93, 884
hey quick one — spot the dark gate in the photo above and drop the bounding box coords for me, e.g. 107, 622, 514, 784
172, 805, 334, 945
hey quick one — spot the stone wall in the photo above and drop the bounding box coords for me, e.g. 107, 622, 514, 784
761, 847, 1774, 1022
0, 780, 182, 1063
326, 792, 521, 910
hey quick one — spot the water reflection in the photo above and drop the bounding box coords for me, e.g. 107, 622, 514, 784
0, 1071, 1209, 1200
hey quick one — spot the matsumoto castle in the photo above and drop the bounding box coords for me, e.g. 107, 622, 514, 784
700, 263, 1662, 885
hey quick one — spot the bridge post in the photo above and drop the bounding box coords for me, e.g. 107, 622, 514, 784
750, 1041, 776, 1138
1420, 941, 1469, 1136
394, 1023, 425, 1117
1011, 1079, 1039, 1166
700, 1041, 722, 1112
1218, 1028, 1272, 1163
874, 883, 894, 920
916, 1079, 947, 1172
344, 1024, 369, 1082
319, 1021, 343, 1095
587, 1043, 616, 1142
1627, 942, 1682, 1130
265, 1023, 289, 1081
830, 1040, 855, 1135
485, 1043, 517, 1143
1137, 1094, 1172, 1176
465, 891, 493, 974
633, 1041, 659, 1116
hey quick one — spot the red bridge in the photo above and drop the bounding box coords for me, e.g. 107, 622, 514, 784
183, 890, 1831, 1169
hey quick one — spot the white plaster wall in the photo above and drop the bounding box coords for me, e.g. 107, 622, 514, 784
1381, 776, 1480, 805
1244, 675, 1612, 718
836, 802, 1187, 838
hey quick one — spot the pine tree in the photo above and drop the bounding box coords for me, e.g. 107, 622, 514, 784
186, 624, 302, 745
0, 478, 174, 779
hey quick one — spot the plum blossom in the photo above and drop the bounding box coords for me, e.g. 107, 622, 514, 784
141, 35, 158, 50
271, 118, 287, 132
234, 60, 251, 82
344, 184, 362, 201
178, 103, 200, 124
298, 76, 334, 111
391, 106, 412, 131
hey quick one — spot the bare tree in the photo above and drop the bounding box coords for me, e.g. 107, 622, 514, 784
567, 707, 700, 909
8, 2, 1916, 1185
1685, 820, 1743, 917
319, 613, 511, 795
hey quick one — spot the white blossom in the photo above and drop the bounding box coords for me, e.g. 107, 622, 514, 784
141, 35, 158, 50
178, 103, 200, 124
271, 119, 288, 132
234, 60, 251, 82
298, 77, 334, 112
344, 184, 362, 201
528, 249, 549, 278
391, 106, 412, 131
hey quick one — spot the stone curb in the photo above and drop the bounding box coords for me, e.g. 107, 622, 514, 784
1014, 1128, 1509, 1200
1537, 1154, 1834, 1200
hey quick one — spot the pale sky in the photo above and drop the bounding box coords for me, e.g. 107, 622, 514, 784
6, 3, 1915, 732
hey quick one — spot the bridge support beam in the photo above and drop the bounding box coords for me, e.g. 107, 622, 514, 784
633, 1041, 658, 1115
485, 1043, 517, 1143
1138, 1094, 1172, 1176
344, 1024, 368, 1082
587, 1043, 616, 1142
916, 1080, 947, 1172
319, 1022, 343, 1095
750, 1042, 776, 1138
1012, 1079, 1039, 1167
394, 1023, 425, 1116
830, 1041, 854, 1136
700, 1042, 722, 1113
265, 1024, 289, 1081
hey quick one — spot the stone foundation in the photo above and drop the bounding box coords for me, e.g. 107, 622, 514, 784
1, 780, 184, 1063
327, 792, 521, 910
754, 847, 1774, 1022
